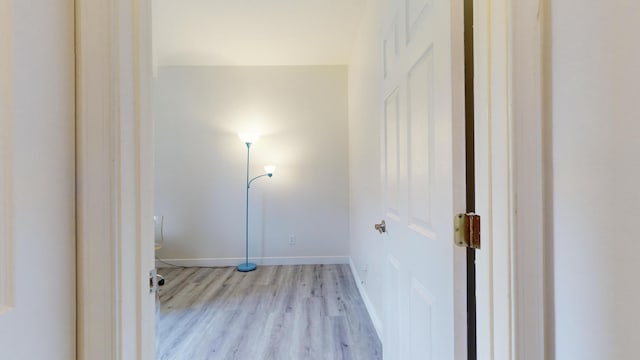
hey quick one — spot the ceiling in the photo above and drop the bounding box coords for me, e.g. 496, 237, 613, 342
153, 0, 369, 67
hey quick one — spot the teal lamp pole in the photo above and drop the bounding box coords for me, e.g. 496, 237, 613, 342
238, 134, 275, 272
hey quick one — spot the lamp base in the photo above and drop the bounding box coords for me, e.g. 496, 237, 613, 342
237, 262, 257, 272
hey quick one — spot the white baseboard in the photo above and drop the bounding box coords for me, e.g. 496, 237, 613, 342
349, 257, 383, 342
156, 256, 350, 268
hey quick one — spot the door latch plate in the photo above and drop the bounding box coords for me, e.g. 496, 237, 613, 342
149, 269, 158, 294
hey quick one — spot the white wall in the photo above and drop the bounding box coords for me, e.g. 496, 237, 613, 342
154, 66, 350, 265
548, 1, 640, 358
0, 0, 76, 358
347, 0, 388, 335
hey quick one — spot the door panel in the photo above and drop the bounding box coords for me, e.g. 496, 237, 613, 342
407, 49, 434, 235
410, 278, 434, 359
406, 0, 431, 43
385, 255, 403, 359
383, 20, 398, 80
384, 89, 401, 220
382, 0, 458, 359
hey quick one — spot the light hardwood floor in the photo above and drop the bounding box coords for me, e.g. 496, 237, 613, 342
157, 264, 382, 360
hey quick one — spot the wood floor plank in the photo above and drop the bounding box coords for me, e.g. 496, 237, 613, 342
157, 264, 381, 360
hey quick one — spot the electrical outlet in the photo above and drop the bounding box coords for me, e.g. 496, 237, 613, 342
289, 234, 296, 246
360, 264, 369, 285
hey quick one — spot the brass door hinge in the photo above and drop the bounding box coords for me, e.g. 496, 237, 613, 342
454, 213, 481, 249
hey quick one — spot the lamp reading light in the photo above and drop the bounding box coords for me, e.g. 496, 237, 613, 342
264, 165, 276, 177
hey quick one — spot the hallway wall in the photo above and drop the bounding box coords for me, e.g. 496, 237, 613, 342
153, 66, 350, 265
0, 0, 76, 358
347, 0, 388, 337
547, 0, 640, 358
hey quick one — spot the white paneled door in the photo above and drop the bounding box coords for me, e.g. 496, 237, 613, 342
381, 0, 462, 359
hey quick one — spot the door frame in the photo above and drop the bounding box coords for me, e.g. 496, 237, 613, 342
511, 0, 547, 357
473, 0, 546, 359
75, 0, 155, 359
0, 0, 15, 317
75, 0, 546, 359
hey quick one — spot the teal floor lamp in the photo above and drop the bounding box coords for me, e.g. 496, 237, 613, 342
238, 134, 275, 272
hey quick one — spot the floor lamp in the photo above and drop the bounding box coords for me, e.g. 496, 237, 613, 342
238, 134, 275, 272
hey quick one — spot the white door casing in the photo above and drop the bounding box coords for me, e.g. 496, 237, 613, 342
381, 0, 466, 359
0, 0, 15, 316
76, 0, 156, 359
511, 0, 546, 357
473, 0, 515, 358
473, 0, 546, 358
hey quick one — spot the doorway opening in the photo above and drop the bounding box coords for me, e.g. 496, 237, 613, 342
151, 2, 381, 359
